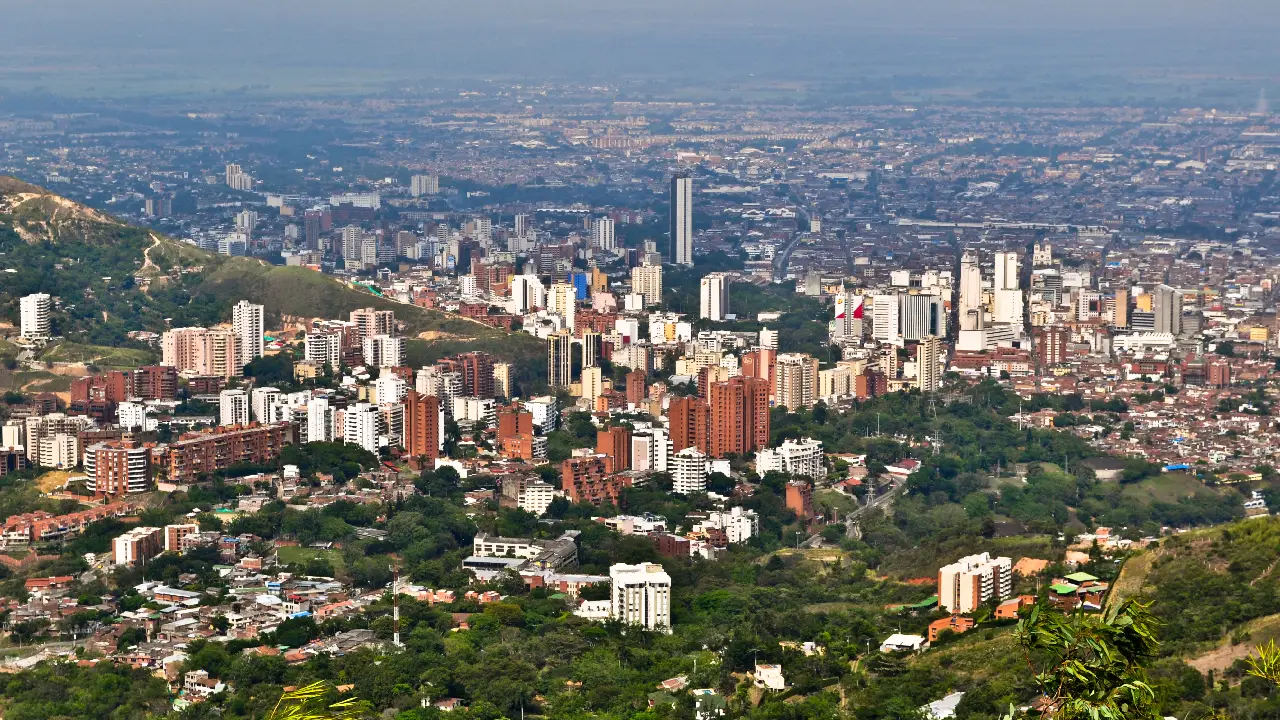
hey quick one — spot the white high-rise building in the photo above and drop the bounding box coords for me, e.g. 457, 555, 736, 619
305, 332, 343, 370
671, 447, 709, 495
755, 438, 824, 478
994, 251, 1020, 291
592, 217, 616, 251
514, 213, 530, 238
19, 293, 51, 340
373, 374, 407, 405
958, 252, 983, 332
511, 274, 546, 314
631, 264, 663, 307
343, 402, 382, 454
871, 294, 901, 344
669, 174, 693, 266
700, 273, 729, 322
363, 335, 405, 369
610, 563, 672, 632
232, 300, 265, 366
1154, 284, 1182, 336
832, 289, 863, 340
307, 397, 336, 443
225, 164, 253, 191
938, 552, 1012, 614
250, 387, 280, 423
218, 389, 250, 427
117, 402, 151, 432
410, 174, 440, 197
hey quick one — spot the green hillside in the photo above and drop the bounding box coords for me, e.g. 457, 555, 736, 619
0, 176, 546, 383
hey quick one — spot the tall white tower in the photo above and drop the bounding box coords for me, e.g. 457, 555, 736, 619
232, 300, 265, 366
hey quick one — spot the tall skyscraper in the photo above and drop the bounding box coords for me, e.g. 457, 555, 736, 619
1153, 284, 1182, 336
668, 396, 709, 454
19, 293, 51, 340
916, 335, 942, 393
592, 217, 616, 251
1112, 289, 1129, 328
669, 174, 693, 266
343, 402, 382, 454
994, 251, 1020, 291
832, 288, 863, 340
958, 252, 983, 331
707, 376, 770, 458
700, 273, 729, 322
581, 330, 602, 369
404, 390, 442, 461
231, 300, 265, 367
549, 330, 573, 388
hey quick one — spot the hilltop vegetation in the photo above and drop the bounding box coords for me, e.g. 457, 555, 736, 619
0, 177, 545, 377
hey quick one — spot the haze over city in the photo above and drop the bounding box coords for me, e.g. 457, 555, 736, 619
6, 2, 1280, 720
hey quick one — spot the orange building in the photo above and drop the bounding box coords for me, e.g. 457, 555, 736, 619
596, 426, 632, 472
785, 481, 814, 521
669, 396, 710, 453
927, 615, 976, 642
707, 376, 770, 458
625, 370, 647, 406
561, 455, 631, 505
404, 390, 442, 461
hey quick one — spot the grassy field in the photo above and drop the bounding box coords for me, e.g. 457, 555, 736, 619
39, 341, 156, 368
195, 259, 500, 339
814, 489, 860, 515
1119, 472, 1209, 504
277, 545, 346, 574
6, 369, 74, 392
876, 535, 1059, 580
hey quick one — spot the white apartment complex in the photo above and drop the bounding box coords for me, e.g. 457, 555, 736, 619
938, 552, 1013, 614
611, 562, 672, 631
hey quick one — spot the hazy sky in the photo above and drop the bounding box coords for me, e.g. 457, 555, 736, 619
2, 1, 1279, 95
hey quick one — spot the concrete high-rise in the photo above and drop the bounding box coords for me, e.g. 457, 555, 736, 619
631, 264, 663, 307
708, 376, 770, 459
218, 389, 250, 427
958, 252, 982, 331
916, 335, 942, 393
938, 552, 1012, 614
350, 308, 395, 343
669, 174, 693, 266
343, 402, 382, 454
410, 174, 439, 197
19, 293, 51, 340
1154, 284, 1182, 336
994, 251, 1020, 291
404, 390, 442, 461
161, 327, 242, 378
610, 563, 672, 631
774, 354, 819, 410
549, 330, 573, 388
592, 217, 616, 251
232, 300, 265, 367
700, 273, 729, 322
